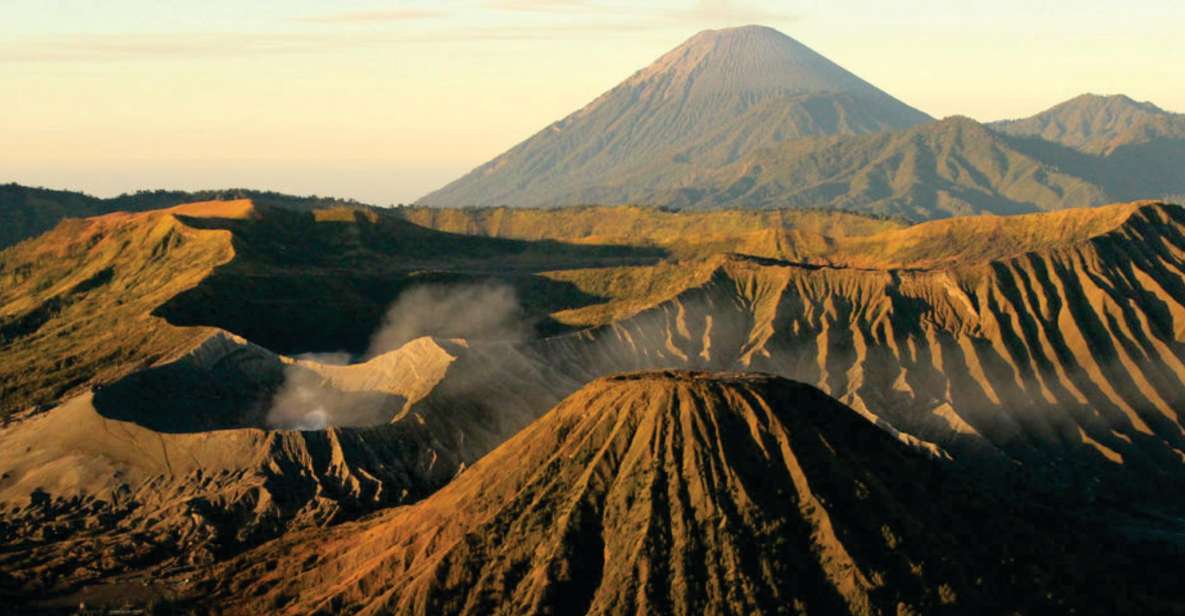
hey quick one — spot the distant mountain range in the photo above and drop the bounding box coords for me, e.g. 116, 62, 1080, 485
419, 26, 1185, 220
992, 92, 1185, 154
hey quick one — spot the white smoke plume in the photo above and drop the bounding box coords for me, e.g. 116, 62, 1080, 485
365, 282, 527, 358
265, 352, 357, 431
266, 282, 526, 430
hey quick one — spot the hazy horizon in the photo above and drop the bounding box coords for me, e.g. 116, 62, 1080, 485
4, 0, 1183, 204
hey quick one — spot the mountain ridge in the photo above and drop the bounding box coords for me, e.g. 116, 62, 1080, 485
607, 113, 1185, 219
633, 115, 1111, 218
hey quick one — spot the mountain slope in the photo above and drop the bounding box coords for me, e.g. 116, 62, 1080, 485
203, 372, 1137, 615
0, 330, 584, 601
396, 204, 907, 260
638, 116, 1112, 218
535, 203, 1185, 496
418, 25, 931, 208
422, 86, 1185, 218
0, 198, 659, 417
987, 94, 1185, 207
0, 197, 656, 600
616, 113, 1185, 219
9, 200, 1185, 608
398, 201, 1185, 495
992, 93, 1185, 154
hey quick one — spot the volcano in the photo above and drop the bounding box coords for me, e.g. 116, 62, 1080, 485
6, 198, 1185, 610
201, 371, 1127, 614
418, 25, 931, 208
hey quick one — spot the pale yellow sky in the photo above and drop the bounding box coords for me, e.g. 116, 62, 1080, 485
2, 1, 1183, 204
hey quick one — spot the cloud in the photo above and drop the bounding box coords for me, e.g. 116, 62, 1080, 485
0, 24, 650, 64
0, 32, 372, 63
265, 354, 402, 430
0, 1, 797, 64
294, 9, 447, 24
485, 0, 600, 12
366, 282, 526, 357
263, 282, 528, 430
485, 0, 795, 24
685, 0, 795, 24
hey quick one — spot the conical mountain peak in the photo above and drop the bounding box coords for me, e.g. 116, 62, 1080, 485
631, 24, 891, 99
209, 371, 1086, 613
419, 26, 930, 208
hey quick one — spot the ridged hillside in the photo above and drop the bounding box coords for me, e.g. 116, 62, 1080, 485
201, 372, 1146, 615
194, 371, 1047, 611
519, 202, 1185, 499
7, 199, 1185, 609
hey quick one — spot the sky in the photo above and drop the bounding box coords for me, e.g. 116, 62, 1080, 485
3, 0, 1183, 204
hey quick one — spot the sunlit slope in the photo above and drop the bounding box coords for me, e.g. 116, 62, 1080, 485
398, 204, 905, 259
0, 202, 242, 416
6, 199, 1185, 606
525, 202, 1185, 495
402, 202, 1185, 486
0, 199, 660, 416
0, 183, 380, 251
401, 200, 1150, 269
0, 330, 584, 597
205, 372, 1124, 615
828, 200, 1162, 267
